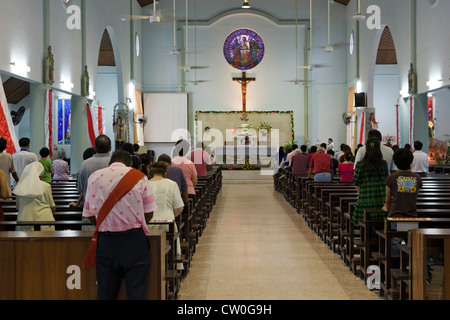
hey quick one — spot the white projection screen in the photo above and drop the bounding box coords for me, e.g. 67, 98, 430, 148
143, 93, 189, 143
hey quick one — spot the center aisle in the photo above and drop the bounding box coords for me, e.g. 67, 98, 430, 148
179, 171, 380, 300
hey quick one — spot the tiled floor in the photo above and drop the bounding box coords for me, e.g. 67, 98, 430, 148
178, 174, 381, 300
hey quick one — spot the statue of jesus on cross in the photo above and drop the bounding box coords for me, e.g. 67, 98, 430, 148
233, 72, 255, 112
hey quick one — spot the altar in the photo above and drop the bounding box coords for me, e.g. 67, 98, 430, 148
195, 110, 294, 151
214, 145, 278, 166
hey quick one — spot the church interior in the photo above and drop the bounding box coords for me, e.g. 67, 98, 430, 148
1, 0, 450, 303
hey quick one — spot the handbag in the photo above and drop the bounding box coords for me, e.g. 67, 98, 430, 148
82, 168, 146, 268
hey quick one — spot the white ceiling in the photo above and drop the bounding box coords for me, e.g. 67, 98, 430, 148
140, 0, 350, 22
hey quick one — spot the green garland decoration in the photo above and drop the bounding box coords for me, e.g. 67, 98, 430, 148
194, 110, 295, 144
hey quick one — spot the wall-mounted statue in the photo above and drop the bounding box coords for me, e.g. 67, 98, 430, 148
44, 45, 55, 85
408, 63, 417, 95
82, 65, 90, 97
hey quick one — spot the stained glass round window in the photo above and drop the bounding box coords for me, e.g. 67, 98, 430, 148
223, 29, 265, 70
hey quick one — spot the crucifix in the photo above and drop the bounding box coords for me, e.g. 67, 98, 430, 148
233, 71, 256, 112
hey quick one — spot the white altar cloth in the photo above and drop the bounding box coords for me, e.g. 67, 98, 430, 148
213, 145, 278, 165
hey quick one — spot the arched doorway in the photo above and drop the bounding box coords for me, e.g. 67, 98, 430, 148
95, 27, 125, 150
367, 25, 399, 145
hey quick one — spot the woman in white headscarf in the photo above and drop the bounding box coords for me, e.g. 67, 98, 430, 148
13, 162, 56, 231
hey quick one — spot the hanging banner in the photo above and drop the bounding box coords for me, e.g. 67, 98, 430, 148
44, 89, 54, 157
87, 103, 96, 147
409, 97, 414, 145
0, 80, 20, 154
395, 104, 400, 146
359, 111, 366, 145
87, 103, 106, 147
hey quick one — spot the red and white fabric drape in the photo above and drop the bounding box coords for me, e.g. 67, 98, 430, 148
358, 111, 366, 145
395, 104, 400, 146
409, 97, 414, 145
87, 103, 106, 147
44, 89, 54, 157
0, 80, 19, 154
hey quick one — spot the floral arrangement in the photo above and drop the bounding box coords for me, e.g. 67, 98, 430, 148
242, 159, 256, 170
258, 121, 272, 132
382, 135, 396, 145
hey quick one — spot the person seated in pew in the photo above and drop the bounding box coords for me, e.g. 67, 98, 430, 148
148, 161, 185, 270
354, 129, 397, 173
327, 150, 339, 175
337, 151, 354, 183
70, 136, 111, 208
308, 146, 333, 182
0, 137, 19, 197
171, 139, 198, 197
0, 168, 9, 231
69, 147, 95, 208
52, 149, 70, 181
383, 148, 423, 221
13, 162, 56, 231
188, 142, 212, 178
38, 147, 54, 184
131, 155, 142, 171
158, 154, 189, 204
352, 138, 389, 226
290, 145, 309, 176
410, 140, 429, 177
286, 144, 302, 167
139, 153, 151, 177
12, 137, 38, 180
82, 150, 157, 300
383, 148, 422, 258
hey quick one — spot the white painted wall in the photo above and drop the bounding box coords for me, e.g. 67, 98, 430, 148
430, 88, 450, 143
373, 64, 399, 141
0, 0, 144, 164
96, 66, 119, 144
0, 0, 44, 83
142, 2, 349, 149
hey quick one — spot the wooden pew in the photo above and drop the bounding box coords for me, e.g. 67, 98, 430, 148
411, 228, 450, 300
148, 219, 183, 300
324, 191, 359, 248
374, 217, 450, 300
334, 196, 358, 256
0, 230, 166, 300
0, 220, 92, 231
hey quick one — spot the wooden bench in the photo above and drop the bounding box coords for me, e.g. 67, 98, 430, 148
148, 218, 184, 300
0, 220, 92, 231
0, 230, 166, 300
374, 217, 450, 300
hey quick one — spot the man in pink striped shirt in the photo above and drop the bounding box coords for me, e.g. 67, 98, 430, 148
83, 150, 157, 300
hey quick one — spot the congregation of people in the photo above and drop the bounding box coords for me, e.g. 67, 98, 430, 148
0, 133, 214, 299
278, 129, 430, 227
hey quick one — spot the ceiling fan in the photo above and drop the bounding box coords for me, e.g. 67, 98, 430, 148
60, 0, 71, 9
296, 0, 329, 71
314, 0, 348, 52
124, 1, 170, 24
170, 0, 202, 55
177, 0, 209, 72
186, 0, 211, 84
169, 0, 183, 55
286, 0, 313, 85
353, 0, 366, 21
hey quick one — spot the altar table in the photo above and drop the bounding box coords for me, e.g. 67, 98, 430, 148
214, 145, 278, 165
